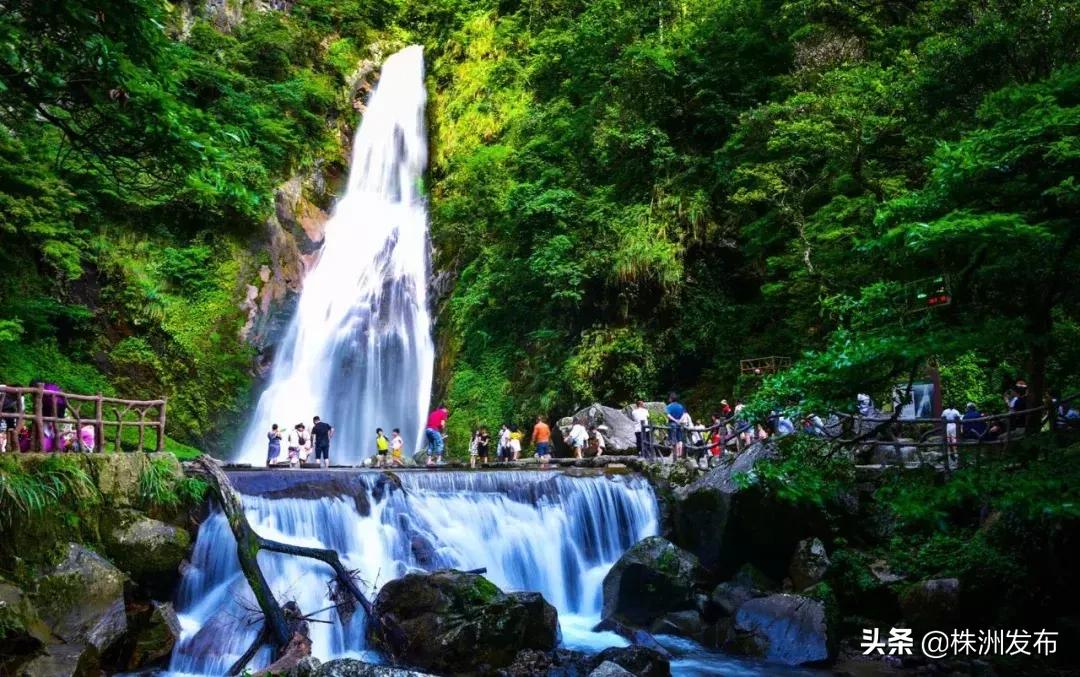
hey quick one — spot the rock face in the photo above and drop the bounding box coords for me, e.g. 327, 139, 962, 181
602, 536, 704, 626
126, 601, 182, 669
558, 403, 641, 453
36, 543, 128, 654
788, 538, 830, 592
730, 593, 831, 666
589, 661, 634, 677
0, 580, 51, 671
900, 578, 960, 632
670, 442, 817, 578
370, 570, 558, 673
103, 510, 190, 594
588, 646, 671, 677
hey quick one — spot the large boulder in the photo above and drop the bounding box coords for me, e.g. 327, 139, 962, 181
16, 642, 99, 677
670, 442, 819, 578
102, 509, 190, 594
601, 536, 705, 626
728, 594, 831, 666
788, 538, 830, 592
587, 645, 671, 677
36, 543, 127, 653
900, 578, 959, 633
558, 403, 640, 453
370, 570, 558, 673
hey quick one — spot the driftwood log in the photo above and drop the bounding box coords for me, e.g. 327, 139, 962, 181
192, 455, 389, 675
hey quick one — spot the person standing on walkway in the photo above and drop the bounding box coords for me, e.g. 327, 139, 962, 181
425, 405, 449, 467
567, 418, 588, 459
531, 415, 552, 467
374, 428, 390, 467
942, 404, 962, 453
266, 424, 282, 466
498, 424, 512, 461
476, 427, 491, 465
630, 400, 650, 456
666, 392, 686, 459
312, 416, 334, 469
390, 428, 405, 466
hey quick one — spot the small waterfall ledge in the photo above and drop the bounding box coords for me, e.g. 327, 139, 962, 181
168, 470, 660, 675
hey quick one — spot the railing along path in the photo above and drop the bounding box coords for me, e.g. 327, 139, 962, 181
0, 385, 167, 453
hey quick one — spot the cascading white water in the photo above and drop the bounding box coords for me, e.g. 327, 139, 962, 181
167, 471, 660, 675
236, 45, 433, 466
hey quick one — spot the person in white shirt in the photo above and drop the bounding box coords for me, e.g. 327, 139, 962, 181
498, 424, 512, 462
567, 420, 588, 459
942, 405, 962, 453
630, 400, 650, 455
589, 426, 606, 457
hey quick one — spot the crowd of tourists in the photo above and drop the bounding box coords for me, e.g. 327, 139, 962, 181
0, 381, 96, 454
265, 416, 336, 469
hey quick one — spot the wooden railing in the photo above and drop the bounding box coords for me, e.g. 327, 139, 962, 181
0, 385, 167, 453
636, 397, 1078, 470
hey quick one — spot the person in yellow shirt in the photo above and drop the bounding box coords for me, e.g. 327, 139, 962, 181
374, 428, 389, 467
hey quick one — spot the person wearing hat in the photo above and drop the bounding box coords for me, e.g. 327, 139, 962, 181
287, 422, 309, 467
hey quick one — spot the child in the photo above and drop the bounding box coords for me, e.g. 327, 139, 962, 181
589, 426, 606, 457
498, 424, 511, 461
509, 426, 523, 461
375, 428, 389, 467
390, 428, 404, 466
468, 430, 480, 468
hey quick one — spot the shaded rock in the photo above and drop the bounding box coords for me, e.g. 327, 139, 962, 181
103, 510, 190, 594
671, 442, 820, 579
284, 655, 321, 676
710, 582, 759, 617
728, 593, 831, 666
126, 601, 181, 669
601, 536, 704, 626
589, 661, 634, 677
900, 578, 959, 632
587, 645, 671, 677
0, 580, 51, 672
315, 659, 432, 676
370, 570, 558, 673
498, 648, 589, 676
788, 538, 830, 592
731, 563, 777, 593
37, 543, 127, 653
17, 642, 98, 677
648, 610, 705, 640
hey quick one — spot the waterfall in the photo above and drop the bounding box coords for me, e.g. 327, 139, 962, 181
235, 45, 433, 466
167, 471, 660, 675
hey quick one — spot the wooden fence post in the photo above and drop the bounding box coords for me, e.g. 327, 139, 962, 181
94, 394, 104, 453
157, 398, 167, 453
33, 385, 45, 452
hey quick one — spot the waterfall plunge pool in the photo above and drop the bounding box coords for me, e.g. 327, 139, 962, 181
167, 469, 821, 676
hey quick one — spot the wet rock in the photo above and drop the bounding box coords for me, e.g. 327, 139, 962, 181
126, 601, 181, 669
498, 648, 589, 676
587, 645, 671, 677
710, 582, 759, 617
788, 538, 830, 592
314, 658, 433, 676
601, 536, 704, 626
728, 593, 831, 666
648, 610, 705, 640
102, 510, 190, 595
370, 570, 558, 673
900, 578, 960, 632
37, 543, 127, 653
284, 655, 321, 676
589, 661, 634, 677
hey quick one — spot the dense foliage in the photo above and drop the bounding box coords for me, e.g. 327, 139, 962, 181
0, 0, 393, 451
418, 0, 1080, 442
2, 0, 1079, 451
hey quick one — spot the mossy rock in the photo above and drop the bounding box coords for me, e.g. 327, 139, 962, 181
35, 543, 128, 653
101, 509, 190, 596
0, 580, 52, 672
370, 569, 558, 673
601, 536, 705, 627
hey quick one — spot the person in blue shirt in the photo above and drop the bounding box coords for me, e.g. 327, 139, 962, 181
666, 392, 686, 459
962, 403, 986, 440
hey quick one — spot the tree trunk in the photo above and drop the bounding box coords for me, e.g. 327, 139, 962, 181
191, 455, 383, 675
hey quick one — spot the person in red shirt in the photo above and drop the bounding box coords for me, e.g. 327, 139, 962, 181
425, 405, 449, 467
531, 415, 552, 467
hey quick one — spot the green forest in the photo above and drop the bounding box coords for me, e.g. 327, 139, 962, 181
2, 0, 1079, 453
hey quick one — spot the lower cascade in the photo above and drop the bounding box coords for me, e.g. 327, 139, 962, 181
168, 470, 659, 675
